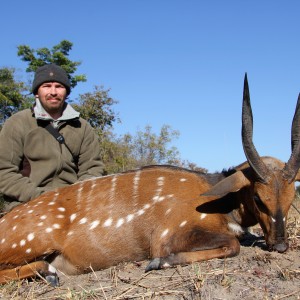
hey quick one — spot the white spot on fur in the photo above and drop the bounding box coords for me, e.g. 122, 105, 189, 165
0, 218, 5, 223
70, 213, 77, 222
28, 210, 33, 214
179, 221, 187, 227
56, 215, 65, 219
46, 228, 53, 233
67, 231, 74, 236
200, 213, 207, 220
153, 195, 165, 202
58, 207, 65, 212
116, 218, 124, 228
40, 215, 47, 220
53, 224, 61, 229
90, 220, 100, 230
37, 222, 44, 226
1, 238, 5, 244
12, 243, 17, 248
79, 218, 87, 224
137, 209, 145, 216
103, 218, 113, 227
126, 214, 134, 222
20, 240, 26, 247
26, 248, 32, 254
91, 180, 97, 189
157, 177, 164, 186
228, 223, 244, 235
271, 217, 276, 223
27, 233, 35, 241
161, 229, 169, 238
144, 203, 150, 209
12, 225, 17, 231
13, 215, 19, 219
165, 208, 172, 215
180, 178, 187, 182
48, 202, 55, 206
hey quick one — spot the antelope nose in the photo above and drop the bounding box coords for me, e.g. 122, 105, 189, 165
273, 242, 288, 253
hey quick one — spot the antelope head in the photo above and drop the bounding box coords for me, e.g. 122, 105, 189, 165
241, 73, 300, 252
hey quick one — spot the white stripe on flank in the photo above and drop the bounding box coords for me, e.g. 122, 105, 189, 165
132, 170, 141, 205
152, 177, 165, 203
76, 181, 84, 207
109, 175, 118, 202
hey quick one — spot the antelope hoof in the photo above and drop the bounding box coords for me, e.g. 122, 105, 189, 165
45, 274, 59, 287
145, 258, 161, 272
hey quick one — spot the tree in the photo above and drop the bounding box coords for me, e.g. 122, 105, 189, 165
100, 125, 182, 174
132, 125, 180, 166
72, 86, 119, 131
17, 40, 86, 88
0, 67, 30, 127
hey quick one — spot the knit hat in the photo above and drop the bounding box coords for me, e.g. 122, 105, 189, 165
32, 64, 71, 95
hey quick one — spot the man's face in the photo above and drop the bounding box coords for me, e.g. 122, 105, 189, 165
36, 82, 67, 117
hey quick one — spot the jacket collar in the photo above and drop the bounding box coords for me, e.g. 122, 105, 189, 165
33, 98, 80, 122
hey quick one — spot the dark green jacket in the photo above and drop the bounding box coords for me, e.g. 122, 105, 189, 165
0, 108, 104, 207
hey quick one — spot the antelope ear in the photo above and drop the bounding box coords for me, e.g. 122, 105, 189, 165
201, 170, 251, 198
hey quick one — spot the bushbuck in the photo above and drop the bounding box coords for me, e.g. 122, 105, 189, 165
0, 74, 299, 286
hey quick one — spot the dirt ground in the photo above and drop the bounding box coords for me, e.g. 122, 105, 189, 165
1, 204, 299, 300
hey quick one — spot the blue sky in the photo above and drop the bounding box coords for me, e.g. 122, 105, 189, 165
1, 1, 300, 172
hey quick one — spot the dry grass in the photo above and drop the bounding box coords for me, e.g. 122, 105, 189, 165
0, 197, 299, 300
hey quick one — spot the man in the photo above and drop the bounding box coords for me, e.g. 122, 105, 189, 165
0, 64, 104, 212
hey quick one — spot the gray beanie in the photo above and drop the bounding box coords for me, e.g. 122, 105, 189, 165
32, 64, 71, 95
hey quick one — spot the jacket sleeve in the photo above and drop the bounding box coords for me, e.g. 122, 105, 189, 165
0, 116, 47, 203
76, 121, 104, 181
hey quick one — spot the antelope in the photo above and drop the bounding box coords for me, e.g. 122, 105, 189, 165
0, 74, 299, 286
